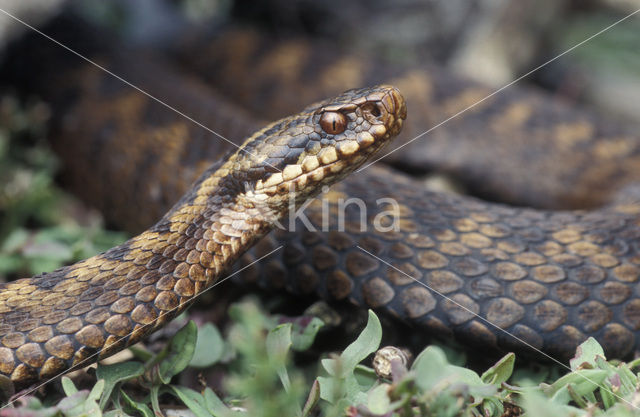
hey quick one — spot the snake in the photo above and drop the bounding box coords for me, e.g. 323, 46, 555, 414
0, 78, 406, 388
178, 27, 640, 211
3, 19, 640, 387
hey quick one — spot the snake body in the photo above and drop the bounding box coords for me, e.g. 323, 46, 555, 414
248, 165, 640, 361
36, 44, 640, 362
4, 20, 640, 387
0, 82, 406, 388
178, 28, 640, 210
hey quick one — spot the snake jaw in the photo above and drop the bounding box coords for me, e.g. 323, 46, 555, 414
0, 85, 406, 389
243, 85, 406, 212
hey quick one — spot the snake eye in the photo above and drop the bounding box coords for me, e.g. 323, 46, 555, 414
320, 111, 347, 135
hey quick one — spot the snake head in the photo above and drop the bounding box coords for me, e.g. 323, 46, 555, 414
229, 85, 406, 213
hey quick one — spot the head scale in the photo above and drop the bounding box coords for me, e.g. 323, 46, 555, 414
229, 85, 406, 212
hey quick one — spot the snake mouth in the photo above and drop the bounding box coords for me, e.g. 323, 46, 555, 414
243, 85, 407, 202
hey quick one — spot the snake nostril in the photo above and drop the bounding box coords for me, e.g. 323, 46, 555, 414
362, 103, 383, 122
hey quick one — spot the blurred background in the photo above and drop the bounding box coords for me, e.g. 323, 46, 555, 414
0, 0, 640, 319
0, 0, 638, 305
0, 0, 639, 408
1, 0, 640, 281
2, 0, 640, 119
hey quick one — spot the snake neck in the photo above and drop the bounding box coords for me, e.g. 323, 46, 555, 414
140, 166, 284, 288
0, 166, 281, 386
0, 83, 407, 388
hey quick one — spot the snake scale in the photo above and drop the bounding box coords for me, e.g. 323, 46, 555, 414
0, 58, 406, 387
3, 21, 640, 387
178, 28, 640, 211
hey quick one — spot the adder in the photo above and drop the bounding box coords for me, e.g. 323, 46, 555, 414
0, 67, 405, 387
3, 22, 640, 389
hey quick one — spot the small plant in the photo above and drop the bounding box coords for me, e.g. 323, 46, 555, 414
4, 93, 640, 417
0, 95, 127, 279
4, 298, 640, 417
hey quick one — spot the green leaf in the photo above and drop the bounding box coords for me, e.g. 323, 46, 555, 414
481, 352, 515, 385
366, 383, 391, 414
0, 254, 22, 274
412, 346, 449, 390
301, 379, 321, 417
266, 323, 293, 392
190, 323, 224, 368
203, 387, 233, 416
317, 372, 368, 406
522, 390, 581, 417
1, 228, 28, 252
482, 396, 504, 417
317, 376, 340, 404
570, 337, 605, 371
150, 386, 162, 417
169, 385, 215, 417
353, 365, 378, 390
87, 380, 105, 403
615, 362, 638, 393
96, 361, 144, 410
158, 321, 197, 384
435, 342, 467, 366
19, 402, 62, 417
61, 377, 78, 396
566, 383, 589, 409
413, 345, 491, 400
128, 346, 153, 362
120, 390, 154, 417
545, 369, 608, 404
290, 317, 324, 352
446, 366, 485, 388
57, 391, 101, 417
104, 410, 132, 417
323, 310, 381, 378
600, 382, 616, 409
342, 374, 369, 405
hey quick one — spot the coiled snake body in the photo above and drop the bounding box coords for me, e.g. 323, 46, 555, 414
0, 84, 406, 388
4, 23, 640, 389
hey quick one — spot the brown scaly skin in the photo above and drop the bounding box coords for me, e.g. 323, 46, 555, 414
47, 53, 263, 233
0, 19, 262, 233
4, 22, 640, 377
239, 165, 640, 361
35, 49, 640, 362
0, 85, 406, 389
176, 27, 640, 210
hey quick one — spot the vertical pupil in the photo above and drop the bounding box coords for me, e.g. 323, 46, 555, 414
320, 111, 346, 134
